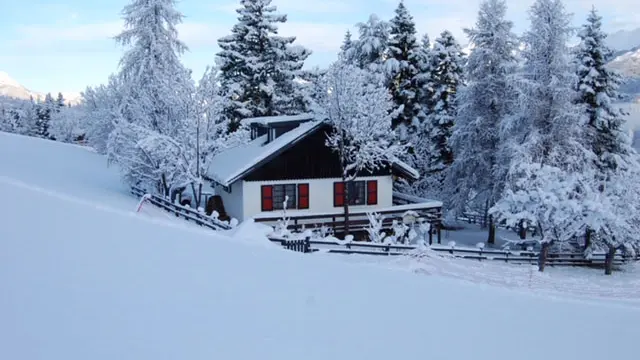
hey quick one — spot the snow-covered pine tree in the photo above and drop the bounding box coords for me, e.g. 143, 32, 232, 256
415, 34, 434, 114
339, 30, 357, 64
419, 30, 464, 195
403, 33, 434, 171
447, 0, 519, 243
313, 60, 405, 235
109, 0, 196, 196
216, 0, 311, 131
576, 8, 631, 174
353, 14, 389, 74
490, 0, 589, 270
34, 93, 55, 139
56, 92, 65, 109
385, 0, 422, 134
574, 7, 640, 273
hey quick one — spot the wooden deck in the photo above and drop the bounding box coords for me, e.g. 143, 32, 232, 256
254, 192, 443, 243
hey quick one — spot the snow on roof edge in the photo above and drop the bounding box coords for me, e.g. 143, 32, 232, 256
240, 113, 317, 126
391, 157, 420, 180
206, 120, 326, 186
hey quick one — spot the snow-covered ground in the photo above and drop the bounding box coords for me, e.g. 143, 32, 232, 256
2, 132, 640, 359
0, 131, 203, 227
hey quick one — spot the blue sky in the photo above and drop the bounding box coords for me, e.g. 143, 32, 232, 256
1, 0, 638, 94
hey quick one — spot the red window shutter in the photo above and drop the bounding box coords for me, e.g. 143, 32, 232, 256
367, 180, 378, 205
261, 185, 273, 211
334, 182, 345, 207
297, 183, 309, 209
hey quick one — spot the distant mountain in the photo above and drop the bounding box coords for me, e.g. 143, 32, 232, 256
606, 28, 640, 52
609, 48, 640, 77
0, 72, 81, 106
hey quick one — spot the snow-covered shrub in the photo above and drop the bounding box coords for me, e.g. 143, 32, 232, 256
366, 212, 386, 243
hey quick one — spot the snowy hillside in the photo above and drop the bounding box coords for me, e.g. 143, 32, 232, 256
1, 132, 640, 360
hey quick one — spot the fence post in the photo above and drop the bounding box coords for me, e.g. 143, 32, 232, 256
304, 237, 310, 253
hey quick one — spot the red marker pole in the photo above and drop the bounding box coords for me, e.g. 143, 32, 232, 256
136, 193, 151, 212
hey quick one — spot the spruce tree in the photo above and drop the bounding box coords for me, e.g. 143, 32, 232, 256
490, 0, 588, 267
35, 93, 54, 139
575, 7, 630, 173
574, 7, 640, 269
56, 92, 66, 109
403, 33, 434, 189
216, 0, 310, 131
422, 30, 464, 192
447, 0, 519, 243
386, 1, 422, 133
415, 34, 434, 114
339, 30, 358, 66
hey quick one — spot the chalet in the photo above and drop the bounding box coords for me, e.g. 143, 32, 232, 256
204, 113, 443, 240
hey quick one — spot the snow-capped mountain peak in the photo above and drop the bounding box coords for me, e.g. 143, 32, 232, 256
0, 72, 22, 88
0, 71, 81, 105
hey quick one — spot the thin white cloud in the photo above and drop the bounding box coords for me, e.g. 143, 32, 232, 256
13, 22, 123, 47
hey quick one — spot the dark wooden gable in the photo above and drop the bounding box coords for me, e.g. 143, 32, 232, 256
244, 123, 393, 181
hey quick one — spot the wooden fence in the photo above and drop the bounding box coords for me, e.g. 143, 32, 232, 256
130, 187, 638, 268
269, 236, 639, 268
131, 186, 232, 231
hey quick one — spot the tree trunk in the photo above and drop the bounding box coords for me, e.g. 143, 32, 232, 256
161, 174, 170, 198
604, 245, 617, 275
584, 228, 592, 251
487, 215, 496, 245
190, 182, 203, 209
482, 199, 490, 229
518, 219, 527, 240
538, 242, 550, 272
343, 178, 350, 237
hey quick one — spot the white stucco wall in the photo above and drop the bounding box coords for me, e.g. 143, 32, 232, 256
214, 181, 243, 222
242, 176, 393, 220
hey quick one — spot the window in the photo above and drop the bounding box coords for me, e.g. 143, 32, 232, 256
261, 183, 310, 211
273, 184, 297, 210
334, 180, 378, 207
348, 181, 366, 205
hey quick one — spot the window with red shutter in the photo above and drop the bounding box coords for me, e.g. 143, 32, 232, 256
297, 183, 309, 209
261, 185, 273, 211
367, 180, 378, 205
334, 182, 344, 207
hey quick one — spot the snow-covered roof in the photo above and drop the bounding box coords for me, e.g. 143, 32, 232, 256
241, 113, 316, 126
390, 157, 420, 180
206, 120, 326, 186
206, 119, 420, 186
